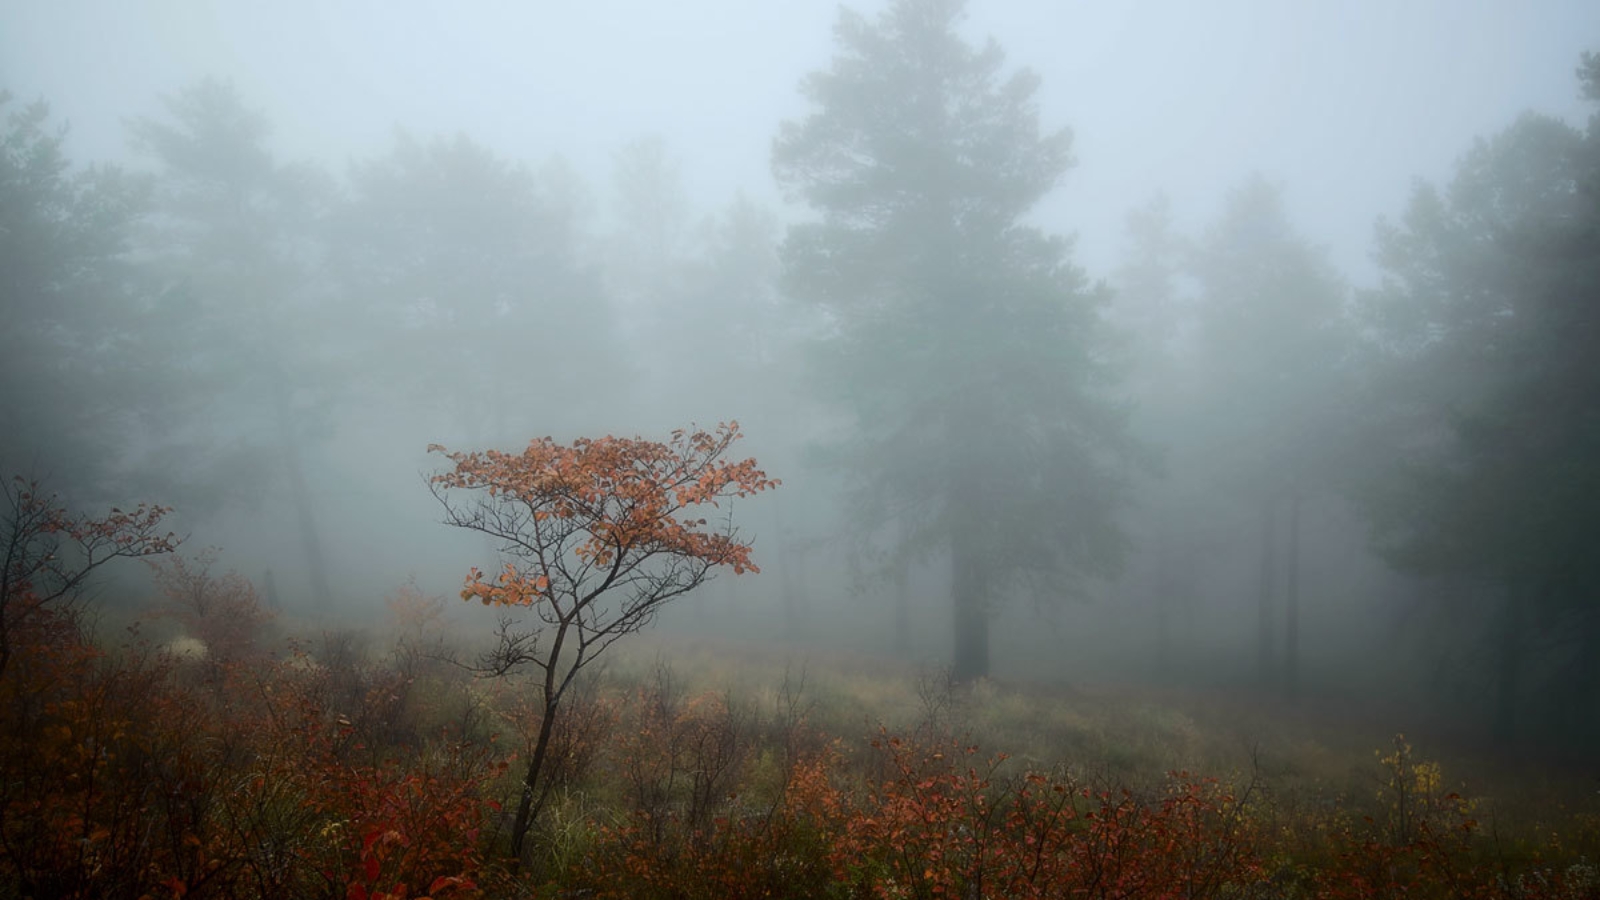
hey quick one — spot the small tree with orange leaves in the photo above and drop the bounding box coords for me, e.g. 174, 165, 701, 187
427, 422, 778, 862
1, 477, 180, 681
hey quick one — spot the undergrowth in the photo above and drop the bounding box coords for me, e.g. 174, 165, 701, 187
3, 582, 1598, 899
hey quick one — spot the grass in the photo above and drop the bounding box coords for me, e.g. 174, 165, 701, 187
13, 597, 1600, 899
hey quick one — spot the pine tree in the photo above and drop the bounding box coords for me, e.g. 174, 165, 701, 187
774, 0, 1138, 680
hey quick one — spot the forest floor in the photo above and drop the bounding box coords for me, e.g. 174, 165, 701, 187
3, 592, 1597, 898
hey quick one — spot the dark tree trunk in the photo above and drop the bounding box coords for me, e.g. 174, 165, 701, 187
509, 623, 577, 865
1283, 492, 1302, 700
1256, 498, 1277, 685
509, 690, 561, 863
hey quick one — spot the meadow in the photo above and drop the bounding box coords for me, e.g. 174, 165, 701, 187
3, 565, 1598, 900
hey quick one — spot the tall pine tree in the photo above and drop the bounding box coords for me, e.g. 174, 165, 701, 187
128, 79, 338, 606
1360, 58, 1600, 739
774, 0, 1137, 680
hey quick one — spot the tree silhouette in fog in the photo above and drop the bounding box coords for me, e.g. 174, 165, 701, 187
774, 0, 1139, 680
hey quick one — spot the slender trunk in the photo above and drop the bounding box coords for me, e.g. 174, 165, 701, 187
1256, 498, 1277, 686
1283, 492, 1302, 700
510, 622, 576, 864
272, 377, 332, 608
509, 692, 561, 862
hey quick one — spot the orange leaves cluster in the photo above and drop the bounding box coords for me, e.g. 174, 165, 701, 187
12, 477, 180, 569
460, 564, 548, 607
2, 479, 180, 664
430, 422, 778, 609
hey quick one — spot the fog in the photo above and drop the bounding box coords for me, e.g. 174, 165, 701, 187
4, 0, 1599, 750
8, 2, 1591, 276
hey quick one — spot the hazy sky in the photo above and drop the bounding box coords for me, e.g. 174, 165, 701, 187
4, 0, 1595, 280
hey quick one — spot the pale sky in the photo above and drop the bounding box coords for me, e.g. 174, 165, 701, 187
4, 0, 1595, 280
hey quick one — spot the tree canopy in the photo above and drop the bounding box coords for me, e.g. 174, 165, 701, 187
428, 422, 776, 859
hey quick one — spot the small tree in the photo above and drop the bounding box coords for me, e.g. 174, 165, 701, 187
1, 477, 180, 680
427, 422, 778, 861
149, 550, 275, 671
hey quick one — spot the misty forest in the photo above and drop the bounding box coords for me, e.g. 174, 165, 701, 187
4, 1, 1600, 897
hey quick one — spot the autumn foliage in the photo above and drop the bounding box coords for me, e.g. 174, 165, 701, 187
0, 477, 180, 678
428, 422, 778, 863
428, 421, 777, 611
3, 473, 1598, 899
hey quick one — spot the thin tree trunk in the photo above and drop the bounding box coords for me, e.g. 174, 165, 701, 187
509, 691, 561, 863
509, 622, 578, 864
1284, 492, 1302, 700
1256, 498, 1277, 686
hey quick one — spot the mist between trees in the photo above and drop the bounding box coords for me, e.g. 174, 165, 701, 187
3, 0, 1599, 754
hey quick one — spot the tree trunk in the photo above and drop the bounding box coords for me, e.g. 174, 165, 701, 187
509, 622, 577, 865
1256, 498, 1277, 686
509, 692, 561, 863
951, 528, 989, 682
1283, 492, 1302, 700
271, 376, 331, 608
